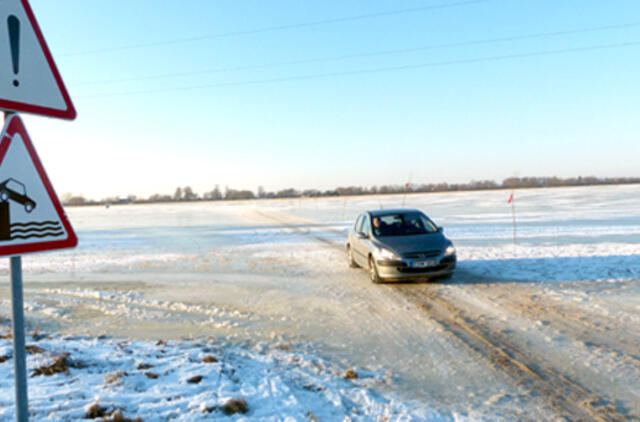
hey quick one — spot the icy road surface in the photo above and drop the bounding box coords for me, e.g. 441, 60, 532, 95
1, 184, 639, 420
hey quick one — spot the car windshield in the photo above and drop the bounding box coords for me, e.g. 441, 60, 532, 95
371, 212, 437, 237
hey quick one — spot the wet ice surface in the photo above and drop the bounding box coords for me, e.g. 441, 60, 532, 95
0, 185, 639, 420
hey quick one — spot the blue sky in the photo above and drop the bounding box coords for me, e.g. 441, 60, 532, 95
16, 0, 640, 199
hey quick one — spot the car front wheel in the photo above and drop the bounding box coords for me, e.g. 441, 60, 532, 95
369, 256, 382, 284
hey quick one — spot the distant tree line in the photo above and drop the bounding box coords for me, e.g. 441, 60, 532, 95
61, 176, 640, 207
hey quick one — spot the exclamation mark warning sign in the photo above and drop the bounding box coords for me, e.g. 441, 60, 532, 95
0, 0, 76, 119
8, 15, 20, 87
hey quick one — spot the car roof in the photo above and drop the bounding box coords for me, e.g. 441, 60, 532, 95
367, 208, 423, 217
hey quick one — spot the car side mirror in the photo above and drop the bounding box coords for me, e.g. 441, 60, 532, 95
437, 226, 444, 233
357, 232, 368, 239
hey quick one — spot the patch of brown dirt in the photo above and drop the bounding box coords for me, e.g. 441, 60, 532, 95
221, 398, 248, 415
32, 354, 70, 376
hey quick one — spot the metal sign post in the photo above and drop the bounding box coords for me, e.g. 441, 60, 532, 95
10, 255, 28, 422
3, 111, 28, 421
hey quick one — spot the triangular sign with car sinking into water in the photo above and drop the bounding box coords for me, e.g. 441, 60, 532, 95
0, 0, 76, 119
0, 114, 77, 256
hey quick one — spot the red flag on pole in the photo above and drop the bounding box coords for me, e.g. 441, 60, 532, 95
507, 192, 514, 204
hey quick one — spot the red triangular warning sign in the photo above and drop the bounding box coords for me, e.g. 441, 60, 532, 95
0, 0, 76, 120
0, 115, 77, 256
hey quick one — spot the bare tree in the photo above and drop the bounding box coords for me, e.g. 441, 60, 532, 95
173, 187, 183, 201
183, 186, 198, 201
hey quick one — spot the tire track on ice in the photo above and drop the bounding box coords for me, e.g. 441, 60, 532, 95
391, 284, 631, 421
492, 290, 640, 366
258, 208, 631, 421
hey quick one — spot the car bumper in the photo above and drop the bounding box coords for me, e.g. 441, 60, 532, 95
375, 256, 456, 281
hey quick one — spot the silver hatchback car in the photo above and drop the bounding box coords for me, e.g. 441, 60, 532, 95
347, 209, 456, 283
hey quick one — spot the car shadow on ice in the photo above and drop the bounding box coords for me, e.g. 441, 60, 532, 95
449, 254, 640, 284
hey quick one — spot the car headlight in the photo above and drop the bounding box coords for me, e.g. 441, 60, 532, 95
377, 247, 400, 261
444, 244, 456, 256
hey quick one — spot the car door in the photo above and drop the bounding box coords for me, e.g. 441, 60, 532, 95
349, 214, 364, 265
352, 213, 372, 266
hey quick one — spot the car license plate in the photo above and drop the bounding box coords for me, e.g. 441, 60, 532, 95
412, 260, 437, 268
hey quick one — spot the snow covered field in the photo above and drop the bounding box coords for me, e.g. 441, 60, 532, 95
0, 329, 445, 421
0, 184, 639, 420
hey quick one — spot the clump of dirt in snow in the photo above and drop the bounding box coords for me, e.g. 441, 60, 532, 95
30, 328, 40, 340
30, 327, 49, 341
85, 403, 143, 422
137, 362, 154, 370
105, 371, 127, 384
221, 398, 248, 415
103, 410, 142, 422
32, 354, 70, 376
275, 343, 292, 351
343, 368, 358, 380
25, 345, 45, 354
187, 375, 203, 384
202, 404, 216, 413
85, 403, 108, 418
307, 411, 321, 422
202, 355, 218, 363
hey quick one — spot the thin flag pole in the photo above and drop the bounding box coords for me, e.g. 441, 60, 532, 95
401, 172, 412, 207
402, 172, 413, 208
401, 183, 408, 207
509, 190, 516, 245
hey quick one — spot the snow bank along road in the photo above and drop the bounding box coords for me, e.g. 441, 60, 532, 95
0, 186, 639, 420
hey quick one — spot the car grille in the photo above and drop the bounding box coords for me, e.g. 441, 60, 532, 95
398, 264, 449, 273
402, 250, 440, 259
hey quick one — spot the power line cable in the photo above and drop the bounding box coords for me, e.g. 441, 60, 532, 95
59, 0, 487, 57
72, 21, 640, 87
78, 40, 640, 100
